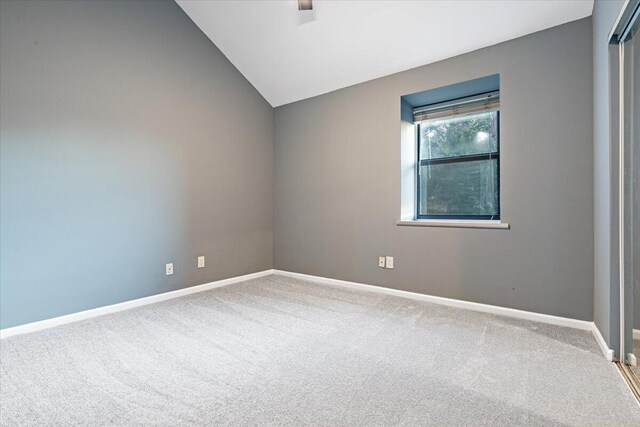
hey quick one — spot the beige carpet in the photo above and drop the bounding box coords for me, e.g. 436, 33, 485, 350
1, 274, 639, 426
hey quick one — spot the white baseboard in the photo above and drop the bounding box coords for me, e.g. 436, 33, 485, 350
1, 267, 619, 364
634, 329, 640, 340
273, 270, 592, 330
592, 323, 616, 362
0, 269, 275, 339
273, 270, 618, 361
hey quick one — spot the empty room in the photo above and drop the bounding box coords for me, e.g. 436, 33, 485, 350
1, 0, 640, 425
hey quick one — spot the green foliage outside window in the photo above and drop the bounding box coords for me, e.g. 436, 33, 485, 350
417, 111, 499, 218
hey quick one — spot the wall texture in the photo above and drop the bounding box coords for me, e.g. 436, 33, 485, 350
274, 18, 594, 321
592, 0, 626, 349
0, 0, 274, 329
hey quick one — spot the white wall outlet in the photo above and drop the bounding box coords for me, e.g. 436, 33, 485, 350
378, 256, 386, 268
385, 256, 394, 269
165, 263, 174, 275
197, 256, 205, 268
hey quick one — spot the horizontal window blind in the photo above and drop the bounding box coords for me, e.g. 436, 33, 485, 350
413, 91, 500, 122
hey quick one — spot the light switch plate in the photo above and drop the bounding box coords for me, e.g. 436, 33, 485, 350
378, 256, 386, 268
166, 263, 174, 275
197, 256, 205, 268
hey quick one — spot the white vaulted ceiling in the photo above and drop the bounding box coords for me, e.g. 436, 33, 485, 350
176, 0, 593, 107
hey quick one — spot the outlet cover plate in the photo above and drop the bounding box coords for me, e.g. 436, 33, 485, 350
385, 256, 394, 269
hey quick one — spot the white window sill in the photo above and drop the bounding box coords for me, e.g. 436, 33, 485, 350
396, 219, 510, 229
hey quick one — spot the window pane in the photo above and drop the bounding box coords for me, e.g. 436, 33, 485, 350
419, 159, 499, 217
419, 111, 498, 160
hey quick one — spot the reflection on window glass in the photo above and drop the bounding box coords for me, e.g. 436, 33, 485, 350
419, 111, 498, 160
419, 159, 499, 217
416, 108, 500, 219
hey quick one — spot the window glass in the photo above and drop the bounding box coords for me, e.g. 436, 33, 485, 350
418, 159, 499, 217
419, 111, 498, 160
415, 102, 500, 219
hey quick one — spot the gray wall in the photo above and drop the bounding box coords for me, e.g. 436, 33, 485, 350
0, 0, 274, 329
274, 18, 594, 321
592, 0, 626, 349
635, 30, 640, 332
0, 2, 600, 330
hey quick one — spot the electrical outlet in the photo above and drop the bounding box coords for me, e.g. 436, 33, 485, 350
165, 263, 173, 275
378, 256, 386, 268
197, 256, 205, 268
385, 256, 394, 269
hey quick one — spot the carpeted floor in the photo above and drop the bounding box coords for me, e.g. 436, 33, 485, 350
1, 274, 639, 426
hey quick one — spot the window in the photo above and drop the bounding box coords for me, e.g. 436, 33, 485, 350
414, 91, 500, 220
